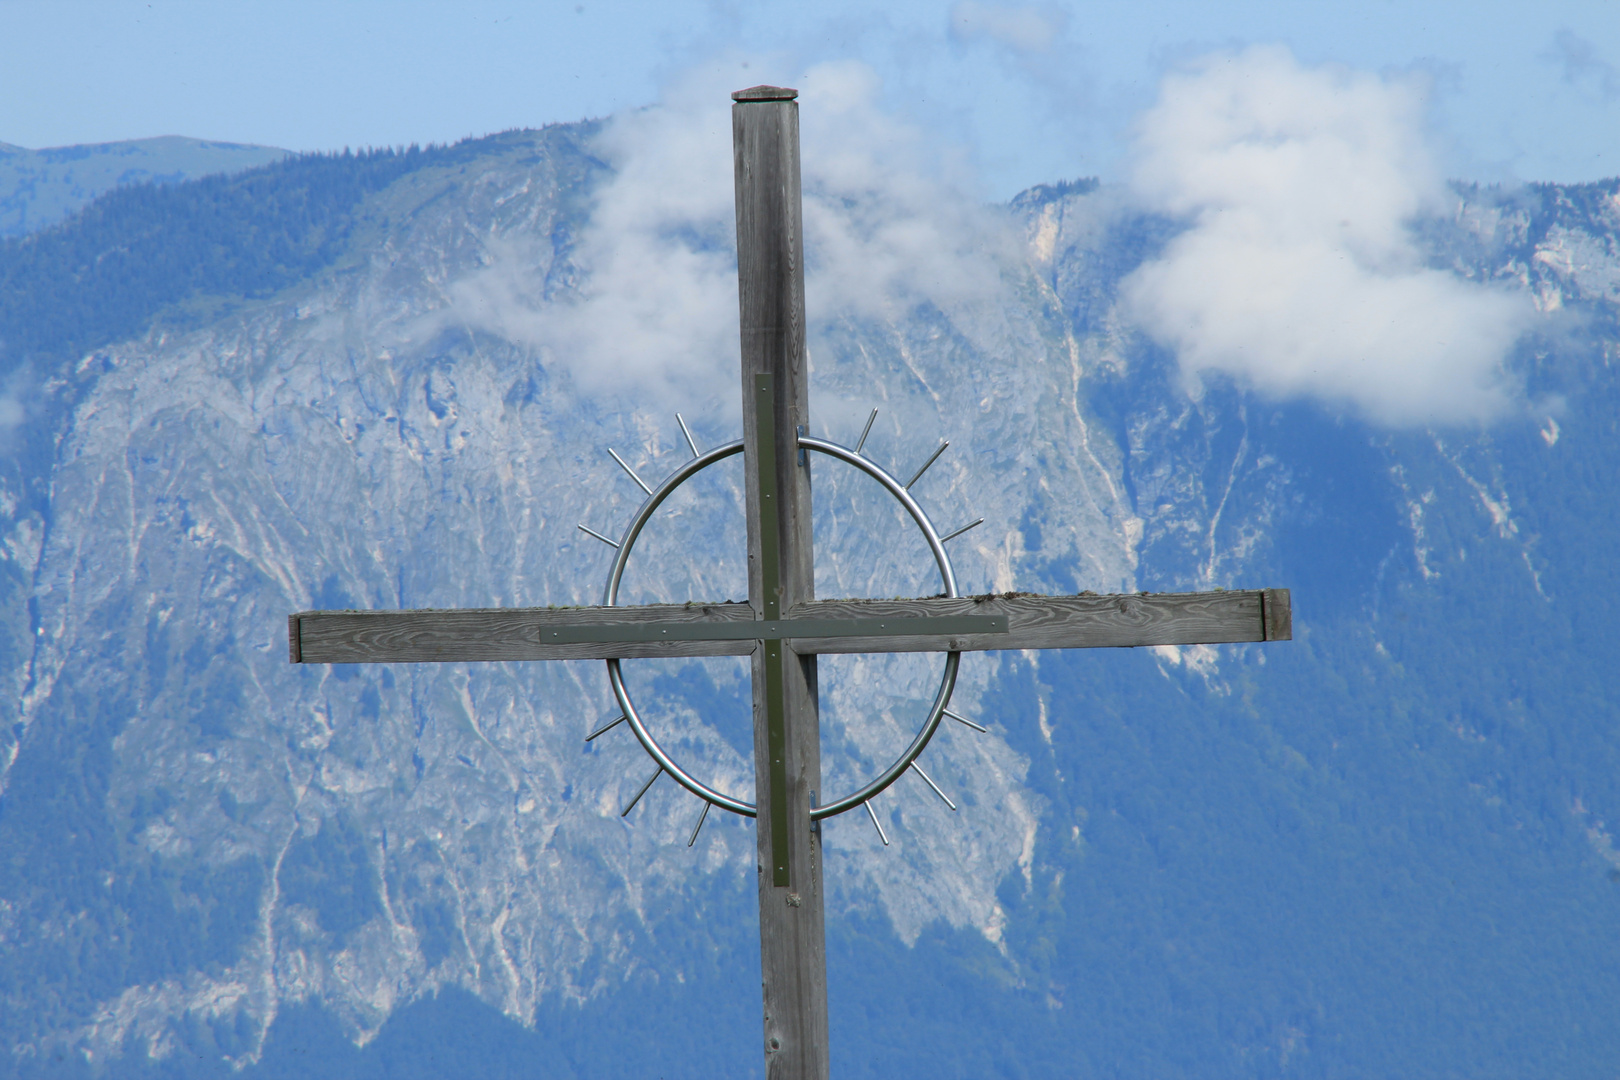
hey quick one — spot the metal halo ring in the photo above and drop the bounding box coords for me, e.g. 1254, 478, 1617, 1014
604, 440, 754, 817
603, 434, 960, 821
795, 436, 960, 820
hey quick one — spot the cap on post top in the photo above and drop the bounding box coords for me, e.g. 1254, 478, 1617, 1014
732, 85, 798, 102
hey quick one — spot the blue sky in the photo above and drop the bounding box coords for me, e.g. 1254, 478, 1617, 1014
2, 0, 1616, 198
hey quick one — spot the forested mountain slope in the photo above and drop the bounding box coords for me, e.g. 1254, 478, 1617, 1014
0, 137, 287, 239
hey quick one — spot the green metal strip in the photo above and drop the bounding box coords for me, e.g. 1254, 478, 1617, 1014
756, 375, 782, 622
764, 639, 791, 887
539, 614, 1007, 645
756, 374, 791, 888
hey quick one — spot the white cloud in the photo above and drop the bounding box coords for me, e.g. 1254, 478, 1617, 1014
450, 59, 1010, 411
0, 364, 30, 431
1120, 45, 1535, 426
798, 61, 1009, 321
948, 2, 1066, 56
450, 68, 738, 406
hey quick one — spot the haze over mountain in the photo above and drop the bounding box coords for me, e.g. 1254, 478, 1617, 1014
1, 52, 1618, 1079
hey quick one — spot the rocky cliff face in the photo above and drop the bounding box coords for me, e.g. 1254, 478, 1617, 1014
2, 123, 1618, 1078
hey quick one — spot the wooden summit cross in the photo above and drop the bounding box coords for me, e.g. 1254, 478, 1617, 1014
288, 85, 1291, 1079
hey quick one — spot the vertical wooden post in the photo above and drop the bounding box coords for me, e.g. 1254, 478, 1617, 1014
733, 85, 829, 1080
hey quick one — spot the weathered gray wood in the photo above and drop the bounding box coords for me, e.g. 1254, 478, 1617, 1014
288, 589, 1288, 663
291, 603, 757, 663
1263, 587, 1292, 642
785, 588, 1291, 655
734, 84, 829, 1080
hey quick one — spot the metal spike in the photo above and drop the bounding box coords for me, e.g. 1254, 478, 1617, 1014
607, 448, 654, 496
621, 764, 663, 817
676, 413, 701, 459
577, 523, 620, 548
910, 761, 958, 811
904, 441, 949, 490
586, 713, 627, 742
687, 799, 712, 847
864, 798, 891, 846
940, 517, 985, 543
943, 707, 988, 733
855, 408, 878, 455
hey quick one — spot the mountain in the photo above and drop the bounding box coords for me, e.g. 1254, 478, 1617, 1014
0, 136, 289, 239
0, 122, 1618, 1079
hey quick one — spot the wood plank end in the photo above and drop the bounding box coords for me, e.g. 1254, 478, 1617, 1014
288, 614, 303, 664
1262, 589, 1292, 641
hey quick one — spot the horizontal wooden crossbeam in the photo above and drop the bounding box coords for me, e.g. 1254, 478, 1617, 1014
289, 588, 1289, 664
787, 588, 1289, 655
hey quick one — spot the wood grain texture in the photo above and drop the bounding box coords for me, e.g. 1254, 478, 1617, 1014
785, 589, 1287, 654
735, 90, 829, 1080
289, 589, 1291, 663
291, 603, 757, 663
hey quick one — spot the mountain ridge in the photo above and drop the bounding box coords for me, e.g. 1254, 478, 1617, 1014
0, 136, 290, 240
